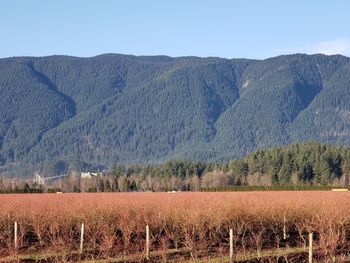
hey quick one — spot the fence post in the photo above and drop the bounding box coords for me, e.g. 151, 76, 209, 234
229, 228, 233, 263
80, 223, 84, 254
283, 212, 287, 240
146, 224, 150, 260
309, 232, 313, 263
14, 221, 18, 249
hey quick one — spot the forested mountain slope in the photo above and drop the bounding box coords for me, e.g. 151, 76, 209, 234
0, 53, 349, 176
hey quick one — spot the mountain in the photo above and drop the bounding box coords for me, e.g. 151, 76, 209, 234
0, 53, 350, 176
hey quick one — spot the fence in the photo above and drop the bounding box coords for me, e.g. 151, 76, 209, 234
7, 221, 317, 262
2, 192, 349, 262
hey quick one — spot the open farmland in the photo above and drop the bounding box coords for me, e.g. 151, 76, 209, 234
1, 192, 350, 262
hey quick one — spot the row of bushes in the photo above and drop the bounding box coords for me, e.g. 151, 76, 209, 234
1, 185, 341, 194
200, 185, 340, 192
1, 192, 350, 261
0, 188, 43, 194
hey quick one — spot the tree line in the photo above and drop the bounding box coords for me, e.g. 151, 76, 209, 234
1, 142, 349, 193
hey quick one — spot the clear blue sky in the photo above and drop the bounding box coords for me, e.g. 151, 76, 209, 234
1, 0, 350, 59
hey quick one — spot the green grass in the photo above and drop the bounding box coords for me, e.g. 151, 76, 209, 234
200, 185, 340, 192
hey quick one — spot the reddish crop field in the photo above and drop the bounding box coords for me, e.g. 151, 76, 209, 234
1, 192, 350, 262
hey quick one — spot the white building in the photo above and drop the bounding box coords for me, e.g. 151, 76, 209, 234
80, 172, 99, 179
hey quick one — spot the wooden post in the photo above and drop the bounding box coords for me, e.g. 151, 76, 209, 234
14, 221, 18, 249
283, 212, 287, 240
309, 232, 313, 263
80, 223, 84, 254
229, 228, 233, 263
146, 224, 150, 260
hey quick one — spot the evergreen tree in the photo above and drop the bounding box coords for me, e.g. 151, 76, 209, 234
24, 182, 30, 193
73, 185, 80, 193
105, 179, 112, 192
129, 180, 137, 191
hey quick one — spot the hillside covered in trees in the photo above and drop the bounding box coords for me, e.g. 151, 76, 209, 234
0, 53, 350, 176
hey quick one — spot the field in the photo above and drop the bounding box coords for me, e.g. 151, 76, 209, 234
1, 192, 350, 262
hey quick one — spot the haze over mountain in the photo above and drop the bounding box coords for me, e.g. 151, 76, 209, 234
0, 53, 350, 176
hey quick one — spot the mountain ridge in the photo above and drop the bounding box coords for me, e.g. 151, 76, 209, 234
0, 53, 349, 176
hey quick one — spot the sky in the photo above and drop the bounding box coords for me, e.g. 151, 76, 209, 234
1, 0, 350, 59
